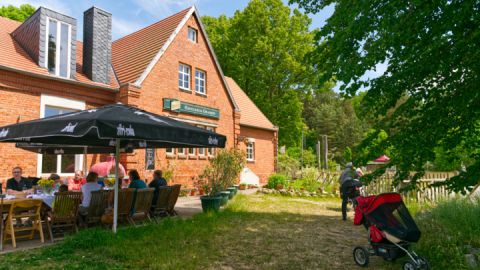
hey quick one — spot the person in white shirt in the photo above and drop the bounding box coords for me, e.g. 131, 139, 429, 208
79, 172, 102, 215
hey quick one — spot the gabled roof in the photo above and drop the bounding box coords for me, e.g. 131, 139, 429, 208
111, 7, 190, 85
0, 16, 119, 90
225, 76, 277, 131
111, 6, 239, 111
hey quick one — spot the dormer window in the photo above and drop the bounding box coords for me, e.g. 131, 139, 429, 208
46, 18, 71, 78
188, 27, 197, 43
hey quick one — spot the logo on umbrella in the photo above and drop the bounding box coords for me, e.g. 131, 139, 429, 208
208, 136, 219, 145
54, 149, 64, 154
0, 128, 9, 138
61, 122, 78, 133
117, 124, 135, 136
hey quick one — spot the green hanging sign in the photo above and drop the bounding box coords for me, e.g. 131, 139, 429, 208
163, 98, 220, 119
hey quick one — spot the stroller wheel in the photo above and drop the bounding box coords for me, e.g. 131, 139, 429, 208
417, 256, 430, 270
353, 246, 369, 267
403, 260, 417, 270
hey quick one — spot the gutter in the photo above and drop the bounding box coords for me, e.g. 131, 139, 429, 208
0, 65, 120, 92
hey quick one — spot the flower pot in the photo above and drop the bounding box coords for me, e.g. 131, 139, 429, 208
218, 191, 230, 205
225, 189, 234, 199
239, 185, 246, 190
198, 189, 205, 196
190, 189, 196, 196
227, 187, 237, 196
200, 196, 222, 212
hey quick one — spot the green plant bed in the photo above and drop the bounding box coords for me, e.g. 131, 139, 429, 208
200, 196, 222, 212
227, 187, 237, 196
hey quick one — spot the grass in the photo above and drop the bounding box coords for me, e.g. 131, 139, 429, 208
0, 194, 478, 269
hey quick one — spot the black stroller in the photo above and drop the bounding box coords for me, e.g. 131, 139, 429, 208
352, 193, 429, 269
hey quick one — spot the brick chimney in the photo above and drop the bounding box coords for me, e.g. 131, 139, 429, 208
83, 7, 111, 84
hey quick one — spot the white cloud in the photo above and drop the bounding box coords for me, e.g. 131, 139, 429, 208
0, 0, 72, 16
133, 0, 197, 18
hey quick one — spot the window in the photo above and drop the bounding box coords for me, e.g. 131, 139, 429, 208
166, 148, 175, 156
178, 148, 186, 156
178, 64, 191, 90
188, 148, 196, 156
246, 142, 255, 161
38, 95, 85, 176
46, 18, 71, 78
188, 27, 197, 42
195, 69, 206, 95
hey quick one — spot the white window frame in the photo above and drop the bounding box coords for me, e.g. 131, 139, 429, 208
188, 148, 196, 156
178, 148, 186, 156
166, 148, 175, 156
45, 17, 71, 78
188, 27, 197, 43
195, 69, 206, 95
37, 95, 85, 177
178, 63, 191, 91
246, 141, 255, 161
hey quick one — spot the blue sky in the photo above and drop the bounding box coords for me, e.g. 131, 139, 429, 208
0, 0, 386, 87
0, 0, 334, 40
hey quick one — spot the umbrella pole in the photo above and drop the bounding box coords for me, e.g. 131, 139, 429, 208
83, 146, 88, 173
113, 139, 120, 233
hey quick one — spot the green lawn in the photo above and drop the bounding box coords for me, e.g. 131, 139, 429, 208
0, 194, 477, 269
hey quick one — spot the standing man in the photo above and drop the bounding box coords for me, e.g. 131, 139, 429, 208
149, 170, 168, 206
6, 167, 33, 195
339, 162, 359, 221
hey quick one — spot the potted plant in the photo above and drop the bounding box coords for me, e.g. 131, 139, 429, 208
37, 179, 54, 195
199, 149, 246, 212
190, 188, 197, 196
239, 183, 247, 190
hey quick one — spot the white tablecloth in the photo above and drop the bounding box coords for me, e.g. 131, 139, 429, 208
27, 194, 55, 208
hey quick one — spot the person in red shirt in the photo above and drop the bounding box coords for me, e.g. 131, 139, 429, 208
68, 170, 86, 191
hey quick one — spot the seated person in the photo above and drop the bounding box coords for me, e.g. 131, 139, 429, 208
49, 173, 64, 192
128, 170, 147, 189
149, 170, 168, 206
6, 166, 33, 195
68, 170, 86, 191
58, 184, 69, 192
79, 172, 102, 215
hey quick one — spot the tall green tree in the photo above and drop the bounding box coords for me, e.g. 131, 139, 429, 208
0, 4, 36, 22
291, 0, 480, 191
203, 0, 317, 147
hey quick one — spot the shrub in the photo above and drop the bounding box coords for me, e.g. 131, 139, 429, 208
267, 174, 287, 189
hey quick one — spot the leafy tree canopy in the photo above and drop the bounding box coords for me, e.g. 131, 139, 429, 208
291, 0, 480, 192
0, 4, 36, 22
203, 0, 318, 147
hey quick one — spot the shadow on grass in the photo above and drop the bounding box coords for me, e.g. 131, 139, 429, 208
0, 207, 403, 270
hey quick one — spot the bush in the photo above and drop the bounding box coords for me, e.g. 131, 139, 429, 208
267, 174, 287, 189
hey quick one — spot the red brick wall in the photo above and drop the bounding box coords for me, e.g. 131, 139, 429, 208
0, 70, 116, 182
238, 126, 276, 184
121, 14, 236, 187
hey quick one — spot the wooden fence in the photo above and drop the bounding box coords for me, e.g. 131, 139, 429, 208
363, 171, 460, 203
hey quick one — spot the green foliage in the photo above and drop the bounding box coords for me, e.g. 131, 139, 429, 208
343, 147, 352, 163
277, 153, 300, 179
303, 90, 369, 164
200, 149, 246, 196
267, 173, 288, 189
0, 4, 36, 22
414, 198, 480, 269
291, 0, 480, 191
203, 0, 318, 147
286, 146, 316, 167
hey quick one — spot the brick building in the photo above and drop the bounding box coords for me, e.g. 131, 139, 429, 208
0, 6, 277, 187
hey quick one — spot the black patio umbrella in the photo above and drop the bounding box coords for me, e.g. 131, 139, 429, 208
0, 103, 226, 232
16, 143, 134, 155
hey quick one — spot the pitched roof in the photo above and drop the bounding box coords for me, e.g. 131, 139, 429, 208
225, 76, 277, 131
0, 16, 119, 90
112, 8, 190, 84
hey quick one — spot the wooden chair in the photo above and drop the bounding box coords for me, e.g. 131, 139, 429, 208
129, 188, 154, 225
117, 188, 135, 225
167, 184, 181, 216
150, 186, 172, 220
84, 190, 111, 227
4, 199, 44, 248
46, 191, 82, 242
